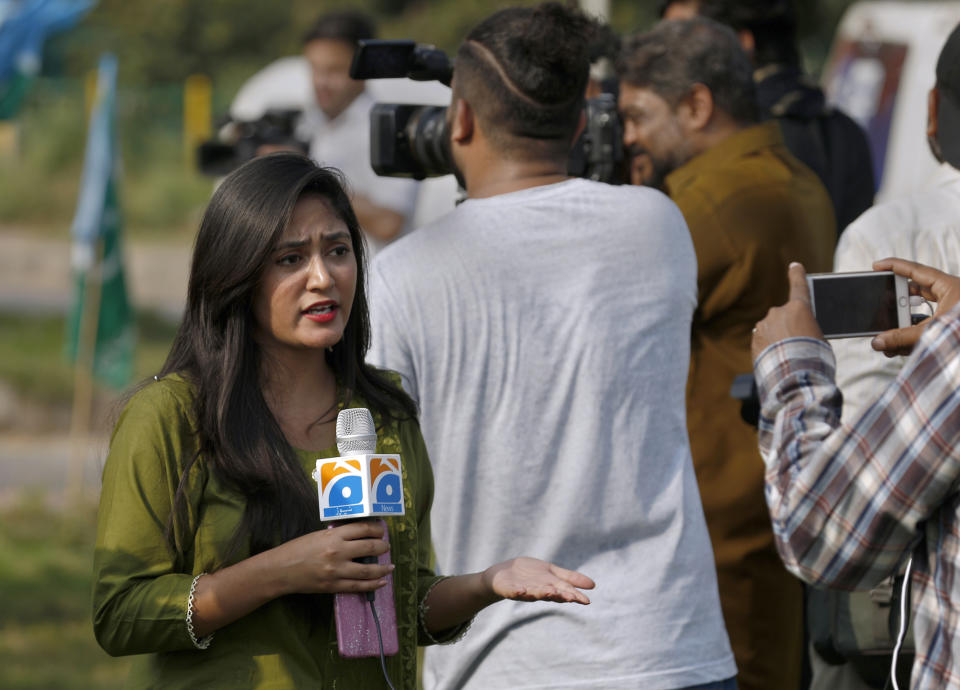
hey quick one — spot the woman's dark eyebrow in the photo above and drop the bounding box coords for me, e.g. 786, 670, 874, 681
274, 238, 309, 251
323, 229, 352, 242
273, 230, 350, 251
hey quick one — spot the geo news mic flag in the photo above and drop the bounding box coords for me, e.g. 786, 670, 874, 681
65, 52, 134, 389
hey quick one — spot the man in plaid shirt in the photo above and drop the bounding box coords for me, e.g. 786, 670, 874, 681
752, 258, 960, 689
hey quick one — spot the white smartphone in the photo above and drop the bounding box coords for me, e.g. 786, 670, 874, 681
806, 270, 910, 339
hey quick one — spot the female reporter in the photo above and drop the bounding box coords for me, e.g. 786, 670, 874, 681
92, 153, 593, 689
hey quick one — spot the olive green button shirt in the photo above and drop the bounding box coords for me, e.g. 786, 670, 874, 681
665, 121, 836, 690
93, 374, 458, 689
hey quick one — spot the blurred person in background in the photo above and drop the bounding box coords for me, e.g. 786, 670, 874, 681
617, 17, 835, 690
368, 3, 736, 689
805, 21, 960, 690
296, 11, 418, 255
91, 153, 594, 690
658, 0, 874, 236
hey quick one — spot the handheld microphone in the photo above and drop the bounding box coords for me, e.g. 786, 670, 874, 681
312, 408, 401, 658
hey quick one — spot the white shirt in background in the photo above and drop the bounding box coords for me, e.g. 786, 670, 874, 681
831, 162, 960, 418
297, 90, 418, 256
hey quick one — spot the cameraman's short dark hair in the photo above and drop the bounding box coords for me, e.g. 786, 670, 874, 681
455, 2, 593, 156
657, 0, 799, 68
302, 11, 376, 46
617, 17, 758, 126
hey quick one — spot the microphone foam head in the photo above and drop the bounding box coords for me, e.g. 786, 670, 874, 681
336, 407, 377, 454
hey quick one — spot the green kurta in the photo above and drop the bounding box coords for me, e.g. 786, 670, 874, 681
665, 122, 836, 690
93, 373, 457, 689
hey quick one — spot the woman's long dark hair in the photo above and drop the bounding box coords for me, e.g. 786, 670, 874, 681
161, 153, 417, 563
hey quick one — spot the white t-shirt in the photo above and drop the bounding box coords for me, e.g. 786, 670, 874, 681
368, 178, 736, 689
297, 91, 418, 256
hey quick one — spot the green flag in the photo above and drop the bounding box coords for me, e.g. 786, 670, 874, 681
0, 69, 32, 119
65, 53, 134, 390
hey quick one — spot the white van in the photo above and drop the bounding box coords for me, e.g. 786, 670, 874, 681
823, 1, 960, 203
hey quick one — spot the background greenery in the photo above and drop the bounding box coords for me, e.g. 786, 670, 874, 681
0, 310, 176, 405
0, 495, 128, 689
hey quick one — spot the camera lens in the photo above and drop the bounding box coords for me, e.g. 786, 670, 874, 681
407, 106, 453, 178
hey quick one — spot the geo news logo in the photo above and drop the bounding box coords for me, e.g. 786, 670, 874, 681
320, 459, 365, 518
371, 457, 403, 514
316, 455, 404, 519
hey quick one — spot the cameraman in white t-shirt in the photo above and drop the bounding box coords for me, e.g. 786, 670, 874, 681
367, 4, 737, 689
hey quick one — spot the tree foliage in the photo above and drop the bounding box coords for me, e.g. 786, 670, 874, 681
41, 0, 857, 88
48, 0, 299, 83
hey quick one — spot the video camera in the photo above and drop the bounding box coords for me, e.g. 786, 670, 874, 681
350, 40, 624, 183
196, 108, 308, 177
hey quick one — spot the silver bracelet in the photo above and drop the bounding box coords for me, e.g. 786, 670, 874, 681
418, 575, 471, 645
186, 572, 214, 650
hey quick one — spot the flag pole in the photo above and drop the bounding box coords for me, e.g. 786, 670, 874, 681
67, 236, 105, 505
65, 52, 134, 504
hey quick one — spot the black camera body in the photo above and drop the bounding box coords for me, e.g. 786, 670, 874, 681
196, 109, 308, 177
351, 40, 624, 184
567, 93, 624, 183
369, 103, 452, 180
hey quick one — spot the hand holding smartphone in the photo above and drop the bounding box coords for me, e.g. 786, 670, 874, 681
869, 258, 960, 356
806, 271, 911, 339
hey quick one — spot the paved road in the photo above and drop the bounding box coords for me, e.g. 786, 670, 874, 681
0, 434, 107, 497
0, 229, 190, 319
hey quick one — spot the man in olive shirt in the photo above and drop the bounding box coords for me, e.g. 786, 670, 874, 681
617, 18, 836, 690
658, 0, 874, 236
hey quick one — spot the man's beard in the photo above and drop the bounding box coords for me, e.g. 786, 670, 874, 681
627, 148, 677, 192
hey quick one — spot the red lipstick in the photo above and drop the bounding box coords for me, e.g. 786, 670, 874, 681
302, 300, 338, 323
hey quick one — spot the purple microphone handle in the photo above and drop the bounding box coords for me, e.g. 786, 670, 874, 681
333, 518, 399, 658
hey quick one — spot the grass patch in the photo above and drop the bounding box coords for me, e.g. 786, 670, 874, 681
0, 495, 97, 624
0, 309, 178, 407
0, 493, 128, 689
0, 312, 76, 404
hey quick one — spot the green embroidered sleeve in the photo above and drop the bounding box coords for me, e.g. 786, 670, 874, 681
92, 376, 208, 656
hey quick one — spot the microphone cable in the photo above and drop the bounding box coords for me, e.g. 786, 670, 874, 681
368, 593, 396, 690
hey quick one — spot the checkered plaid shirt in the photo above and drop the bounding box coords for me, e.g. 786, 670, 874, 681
754, 304, 960, 689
